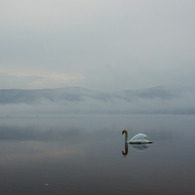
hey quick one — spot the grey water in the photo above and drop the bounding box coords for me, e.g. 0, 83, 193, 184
0, 114, 195, 195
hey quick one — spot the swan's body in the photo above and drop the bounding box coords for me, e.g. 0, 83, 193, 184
122, 129, 153, 144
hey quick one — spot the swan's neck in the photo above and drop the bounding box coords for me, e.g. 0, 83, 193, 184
124, 131, 128, 142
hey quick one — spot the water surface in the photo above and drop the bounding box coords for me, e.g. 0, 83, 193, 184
0, 115, 194, 195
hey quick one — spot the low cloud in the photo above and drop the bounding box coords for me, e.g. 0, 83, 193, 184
0, 69, 85, 89
0, 86, 194, 116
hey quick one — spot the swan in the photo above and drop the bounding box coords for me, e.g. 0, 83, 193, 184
122, 129, 153, 144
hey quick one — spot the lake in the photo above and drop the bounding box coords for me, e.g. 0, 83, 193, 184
0, 114, 194, 195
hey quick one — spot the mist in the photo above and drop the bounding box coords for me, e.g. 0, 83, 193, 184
0, 85, 194, 117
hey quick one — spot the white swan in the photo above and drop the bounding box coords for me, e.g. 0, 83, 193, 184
122, 129, 153, 144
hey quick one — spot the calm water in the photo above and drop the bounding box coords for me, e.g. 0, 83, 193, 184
0, 114, 195, 195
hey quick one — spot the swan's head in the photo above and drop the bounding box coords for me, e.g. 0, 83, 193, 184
121, 129, 127, 135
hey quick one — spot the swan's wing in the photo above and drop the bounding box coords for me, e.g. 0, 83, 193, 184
130, 133, 148, 141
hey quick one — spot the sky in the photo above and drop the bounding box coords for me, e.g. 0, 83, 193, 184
0, 0, 194, 91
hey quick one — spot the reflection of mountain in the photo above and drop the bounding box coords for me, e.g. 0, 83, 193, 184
0, 126, 80, 141
0, 86, 195, 114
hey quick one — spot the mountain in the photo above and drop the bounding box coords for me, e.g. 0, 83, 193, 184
0, 86, 175, 104
0, 86, 194, 115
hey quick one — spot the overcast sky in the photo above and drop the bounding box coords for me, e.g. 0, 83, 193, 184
0, 0, 194, 91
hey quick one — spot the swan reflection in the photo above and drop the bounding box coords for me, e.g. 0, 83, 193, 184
130, 143, 149, 151
122, 143, 152, 157
122, 143, 128, 157
122, 142, 151, 156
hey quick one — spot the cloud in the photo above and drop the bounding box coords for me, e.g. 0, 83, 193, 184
0, 68, 85, 89
0, 0, 194, 91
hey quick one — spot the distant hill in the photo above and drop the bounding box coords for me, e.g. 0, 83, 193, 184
0, 86, 175, 104
0, 86, 194, 115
